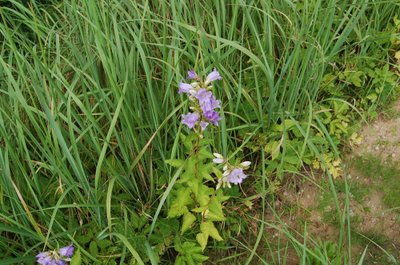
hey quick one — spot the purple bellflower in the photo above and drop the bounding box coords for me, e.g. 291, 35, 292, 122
58, 245, 74, 258
179, 68, 222, 131
226, 168, 247, 184
205, 68, 222, 85
182, 112, 200, 129
187, 70, 198, 80
36, 245, 75, 265
178, 81, 192, 94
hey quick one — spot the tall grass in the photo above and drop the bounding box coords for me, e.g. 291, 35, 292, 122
0, 0, 399, 264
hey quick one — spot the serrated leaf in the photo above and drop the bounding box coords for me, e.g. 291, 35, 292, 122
207, 197, 225, 221
199, 164, 214, 182
70, 249, 81, 265
186, 254, 195, 265
346, 71, 363, 87
198, 148, 214, 160
168, 188, 193, 218
196, 232, 208, 251
165, 159, 185, 168
191, 206, 208, 213
200, 221, 223, 241
174, 256, 185, 265
192, 253, 209, 262
193, 183, 213, 207
181, 212, 196, 234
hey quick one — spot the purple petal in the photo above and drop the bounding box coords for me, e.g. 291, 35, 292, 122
205, 68, 222, 85
182, 112, 200, 129
195, 88, 212, 103
58, 245, 74, 258
200, 121, 209, 131
36, 252, 50, 259
37, 256, 53, 265
178, 81, 192, 94
187, 70, 198, 79
203, 110, 221, 126
227, 168, 247, 184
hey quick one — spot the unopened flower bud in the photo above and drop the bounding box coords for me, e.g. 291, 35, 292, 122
240, 161, 251, 167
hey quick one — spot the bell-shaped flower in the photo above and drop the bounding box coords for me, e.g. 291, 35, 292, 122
178, 81, 193, 94
187, 70, 198, 79
205, 68, 222, 85
182, 112, 200, 129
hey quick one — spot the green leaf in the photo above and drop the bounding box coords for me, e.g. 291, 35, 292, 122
198, 147, 214, 160
191, 206, 208, 213
207, 197, 225, 221
89, 241, 98, 256
196, 232, 208, 251
200, 221, 223, 241
284, 155, 301, 165
168, 188, 193, 218
181, 212, 196, 235
174, 256, 185, 265
366, 93, 378, 102
199, 164, 214, 182
283, 119, 297, 130
165, 159, 185, 168
192, 183, 213, 207
192, 253, 209, 263
70, 249, 81, 265
265, 140, 280, 161
346, 71, 363, 87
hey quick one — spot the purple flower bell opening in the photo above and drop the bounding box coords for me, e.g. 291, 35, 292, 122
226, 168, 247, 184
182, 112, 200, 129
203, 110, 221, 125
205, 68, 222, 85
178, 69, 223, 131
200, 121, 209, 131
36, 245, 74, 265
187, 70, 198, 80
178, 81, 192, 94
58, 245, 74, 258
36, 252, 52, 265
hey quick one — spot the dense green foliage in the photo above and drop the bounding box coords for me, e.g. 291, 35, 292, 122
0, 0, 399, 264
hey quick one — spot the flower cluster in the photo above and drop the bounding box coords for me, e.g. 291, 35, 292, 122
36, 245, 74, 265
213, 153, 251, 189
179, 68, 222, 131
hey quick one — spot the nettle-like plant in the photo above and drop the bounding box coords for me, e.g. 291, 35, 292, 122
166, 69, 251, 264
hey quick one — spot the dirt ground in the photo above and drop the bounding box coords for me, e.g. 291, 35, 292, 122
275, 101, 400, 264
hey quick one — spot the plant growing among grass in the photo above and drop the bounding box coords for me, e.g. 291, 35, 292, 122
166, 69, 251, 264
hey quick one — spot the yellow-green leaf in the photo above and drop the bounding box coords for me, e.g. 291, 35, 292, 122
165, 159, 185, 168
196, 232, 208, 251
200, 221, 223, 241
70, 249, 81, 265
181, 212, 196, 235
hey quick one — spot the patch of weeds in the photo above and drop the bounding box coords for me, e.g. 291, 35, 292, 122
351, 232, 398, 265
353, 155, 400, 211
